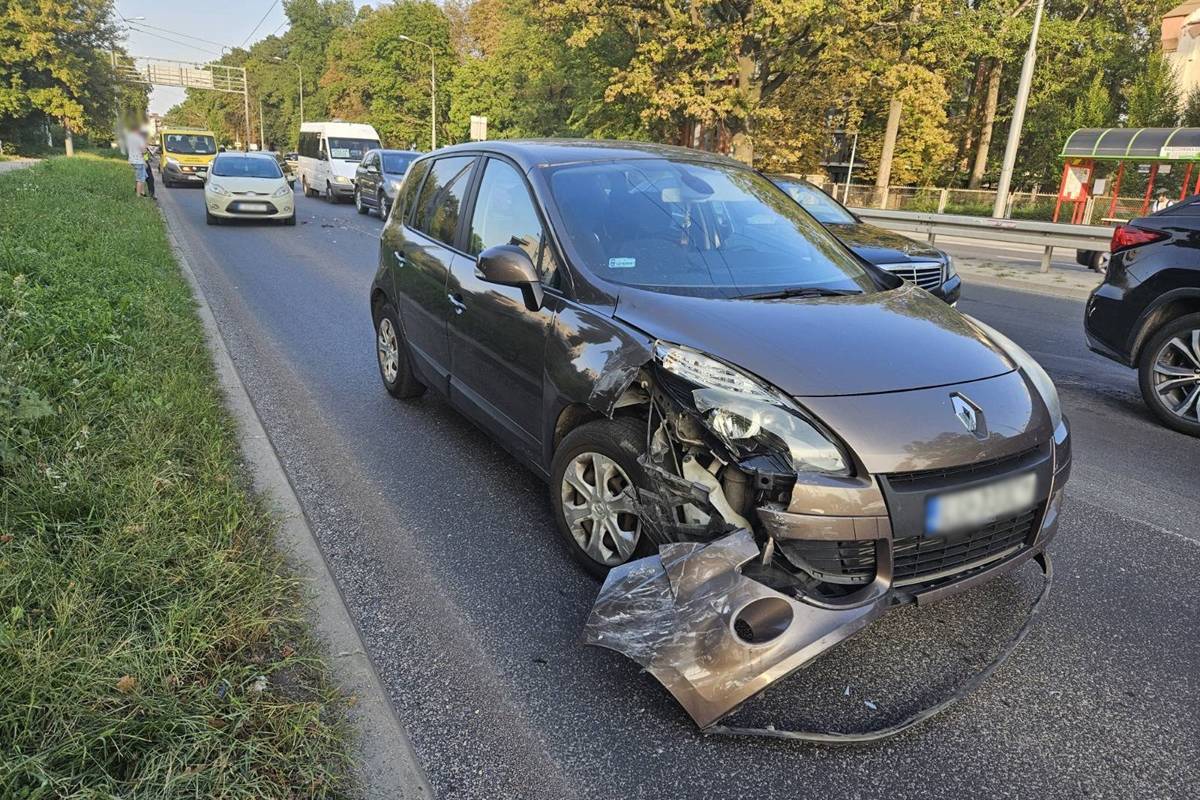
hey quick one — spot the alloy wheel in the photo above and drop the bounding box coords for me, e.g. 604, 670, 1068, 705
1151, 329, 1200, 422
377, 317, 400, 384
355, 189, 363, 211
560, 452, 641, 565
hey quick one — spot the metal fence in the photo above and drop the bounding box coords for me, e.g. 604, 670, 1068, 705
809, 179, 1155, 225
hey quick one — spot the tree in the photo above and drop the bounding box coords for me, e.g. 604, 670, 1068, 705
1126, 51, 1180, 128
319, 1, 454, 148
1183, 85, 1200, 128
0, 0, 123, 154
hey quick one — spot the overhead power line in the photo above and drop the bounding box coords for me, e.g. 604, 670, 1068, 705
241, 0, 281, 48
121, 19, 234, 51
124, 24, 224, 57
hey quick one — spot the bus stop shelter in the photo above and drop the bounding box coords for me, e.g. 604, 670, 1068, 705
1056, 127, 1200, 223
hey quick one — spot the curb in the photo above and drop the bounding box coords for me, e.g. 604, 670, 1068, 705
160, 206, 433, 800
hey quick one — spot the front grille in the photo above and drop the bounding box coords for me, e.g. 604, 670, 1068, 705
879, 260, 944, 291
778, 507, 1039, 587
887, 444, 1044, 488
891, 508, 1037, 585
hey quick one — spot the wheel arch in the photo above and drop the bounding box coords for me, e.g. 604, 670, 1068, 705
1131, 290, 1200, 364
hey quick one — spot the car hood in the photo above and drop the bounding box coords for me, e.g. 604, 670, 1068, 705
612, 283, 1013, 397
206, 175, 286, 193
826, 222, 943, 264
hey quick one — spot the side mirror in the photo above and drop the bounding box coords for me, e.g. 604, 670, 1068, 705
476, 244, 543, 311
366, 164, 379, 174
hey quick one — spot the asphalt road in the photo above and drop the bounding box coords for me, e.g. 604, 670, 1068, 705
159, 182, 1199, 800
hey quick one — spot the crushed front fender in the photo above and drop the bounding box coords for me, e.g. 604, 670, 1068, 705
583, 529, 887, 728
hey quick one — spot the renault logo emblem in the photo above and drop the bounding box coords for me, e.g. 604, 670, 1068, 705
951, 393, 982, 435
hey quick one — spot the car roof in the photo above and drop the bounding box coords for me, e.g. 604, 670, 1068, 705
376, 149, 419, 155
424, 139, 748, 171
216, 151, 276, 159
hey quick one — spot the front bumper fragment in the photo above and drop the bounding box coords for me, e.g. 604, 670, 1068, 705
585, 526, 1057, 733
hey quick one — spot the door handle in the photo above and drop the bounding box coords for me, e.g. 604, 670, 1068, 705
393, 251, 408, 268
447, 293, 466, 315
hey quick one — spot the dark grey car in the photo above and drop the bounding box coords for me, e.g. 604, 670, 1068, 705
355, 148, 420, 218
369, 140, 1070, 728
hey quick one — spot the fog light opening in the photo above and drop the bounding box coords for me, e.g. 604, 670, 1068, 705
732, 597, 793, 645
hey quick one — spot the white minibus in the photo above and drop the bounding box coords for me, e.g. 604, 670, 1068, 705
296, 121, 382, 202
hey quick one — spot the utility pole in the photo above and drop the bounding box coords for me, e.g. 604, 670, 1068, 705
243, 88, 251, 151
258, 98, 265, 149
992, 0, 1045, 218
398, 35, 436, 150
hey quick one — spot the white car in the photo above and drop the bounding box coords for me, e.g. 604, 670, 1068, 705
204, 152, 295, 225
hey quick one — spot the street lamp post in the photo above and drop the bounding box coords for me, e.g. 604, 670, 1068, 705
991, 0, 1045, 218
398, 35, 436, 150
272, 57, 303, 126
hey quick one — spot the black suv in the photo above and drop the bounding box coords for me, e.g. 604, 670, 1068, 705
1085, 202, 1200, 436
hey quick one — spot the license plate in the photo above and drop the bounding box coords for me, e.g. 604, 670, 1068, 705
239, 202, 269, 211
925, 472, 1036, 534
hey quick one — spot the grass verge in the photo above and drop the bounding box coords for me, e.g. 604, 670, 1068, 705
0, 155, 352, 797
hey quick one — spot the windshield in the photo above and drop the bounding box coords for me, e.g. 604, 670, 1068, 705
164, 133, 216, 155
327, 137, 380, 161
383, 152, 417, 174
772, 178, 857, 225
211, 155, 283, 179
546, 159, 873, 296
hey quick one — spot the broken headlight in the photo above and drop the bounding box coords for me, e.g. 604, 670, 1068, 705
654, 342, 849, 475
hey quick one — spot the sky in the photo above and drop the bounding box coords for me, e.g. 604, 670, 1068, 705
115, 1, 378, 113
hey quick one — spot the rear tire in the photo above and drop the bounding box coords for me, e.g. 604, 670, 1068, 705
550, 417, 653, 579
1138, 313, 1200, 437
372, 301, 426, 399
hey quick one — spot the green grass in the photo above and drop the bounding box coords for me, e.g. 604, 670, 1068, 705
0, 155, 352, 798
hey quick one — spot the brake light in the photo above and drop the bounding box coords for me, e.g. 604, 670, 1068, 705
1110, 224, 1167, 253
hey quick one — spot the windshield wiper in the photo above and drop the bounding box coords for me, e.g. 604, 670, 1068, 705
735, 287, 863, 300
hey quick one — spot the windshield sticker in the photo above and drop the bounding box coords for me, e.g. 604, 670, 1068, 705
608, 257, 637, 269
329, 148, 351, 159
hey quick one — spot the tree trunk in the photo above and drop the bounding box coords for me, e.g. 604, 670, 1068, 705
969, 58, 1002, 189
63, 120, 74, 157
729, 55, 758, 165
956, 59, 987, 174
876, 97, 902, 190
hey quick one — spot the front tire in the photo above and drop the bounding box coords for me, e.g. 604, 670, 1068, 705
373, 301, 426, 399
355, 188, 368, 214
326, 181, 339, 203
205, 209, 220, 225
1138, 313, 1200, 437
378, 191, 390, 219
550, 417, 651, 578
282, 213, 296, 226
302, 177, 316, 198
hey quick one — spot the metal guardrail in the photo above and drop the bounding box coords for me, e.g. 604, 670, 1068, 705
850, 207, 1115, 272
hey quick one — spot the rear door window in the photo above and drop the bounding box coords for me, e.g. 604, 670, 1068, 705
411, 156, 477, 248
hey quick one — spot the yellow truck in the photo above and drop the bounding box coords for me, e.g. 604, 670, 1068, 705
158, 127, 218, 187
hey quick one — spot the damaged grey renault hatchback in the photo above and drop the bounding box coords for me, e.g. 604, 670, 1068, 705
370, 140, 1071, 733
